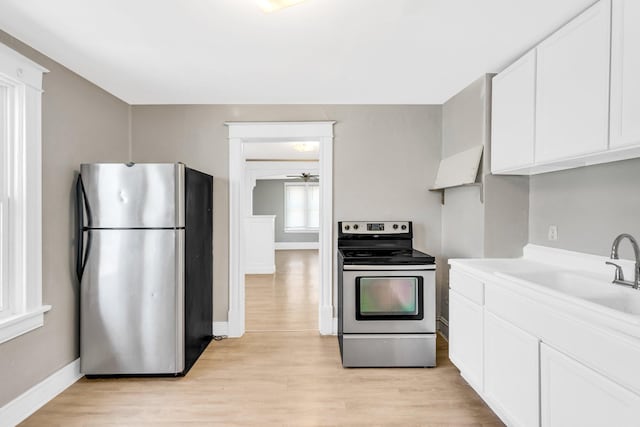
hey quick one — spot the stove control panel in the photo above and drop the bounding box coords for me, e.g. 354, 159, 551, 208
340, 221, 410, 234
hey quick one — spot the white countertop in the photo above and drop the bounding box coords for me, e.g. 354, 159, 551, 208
449, 244, 640, 338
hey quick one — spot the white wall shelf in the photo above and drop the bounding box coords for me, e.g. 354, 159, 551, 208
429, 182, 483, 205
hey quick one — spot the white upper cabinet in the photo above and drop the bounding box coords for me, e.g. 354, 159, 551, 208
610, 0, 640, 149
535, 0, 611, 164
491, 50, 536, 173
490, 0, 640, 175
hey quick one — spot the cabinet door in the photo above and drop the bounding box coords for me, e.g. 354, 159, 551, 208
535, 0, 611, 163
610, 0, 640, 149
484, 311, 539, 427
449, 290, 483, 392
491, 50, 536, 173
541, 343, 640, 427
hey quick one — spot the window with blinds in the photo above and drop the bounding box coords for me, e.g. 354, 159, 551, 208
284, 182, 319, 232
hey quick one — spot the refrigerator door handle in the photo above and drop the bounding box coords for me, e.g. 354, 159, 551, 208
76, 174, 89, 282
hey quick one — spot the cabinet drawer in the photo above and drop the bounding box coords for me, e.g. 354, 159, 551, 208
449, 269, 484, 305
484, 280, 540, 337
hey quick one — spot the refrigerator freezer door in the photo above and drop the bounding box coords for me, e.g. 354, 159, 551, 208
80, 229, 185, 375
80, 163, 185, 228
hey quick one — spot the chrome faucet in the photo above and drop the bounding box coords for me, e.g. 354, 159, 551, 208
605, 233, 640, 290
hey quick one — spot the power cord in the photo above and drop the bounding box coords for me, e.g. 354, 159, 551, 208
212, 335, 227, 341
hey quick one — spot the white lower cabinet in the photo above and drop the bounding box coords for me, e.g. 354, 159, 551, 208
244, 215, 275, 274
540, 343, 640, 427
449, 290, 483, 392
484, 311, 539, 427
449, 262, 640, 427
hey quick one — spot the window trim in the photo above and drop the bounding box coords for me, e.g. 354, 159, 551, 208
283, 181, 319, 233
0, 82, 8, 315
0, 42, 50, 344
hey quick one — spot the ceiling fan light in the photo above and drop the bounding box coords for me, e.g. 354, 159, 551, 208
257, 0, 308, 13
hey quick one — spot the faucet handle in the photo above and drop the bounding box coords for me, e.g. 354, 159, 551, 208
606, 261, 625, 282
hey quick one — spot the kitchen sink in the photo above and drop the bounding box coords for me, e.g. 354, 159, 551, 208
499, 270, 640, 317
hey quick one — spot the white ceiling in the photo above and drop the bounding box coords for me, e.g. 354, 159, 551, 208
0, 0, 595, 105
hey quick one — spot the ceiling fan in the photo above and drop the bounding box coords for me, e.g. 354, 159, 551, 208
286, 172, 319, 182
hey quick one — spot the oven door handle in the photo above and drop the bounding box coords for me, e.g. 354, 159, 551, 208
342, 264, 436, 271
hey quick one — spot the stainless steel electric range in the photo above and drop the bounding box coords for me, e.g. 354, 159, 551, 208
337, 221, 437, 368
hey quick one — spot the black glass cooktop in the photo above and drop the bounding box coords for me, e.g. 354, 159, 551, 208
339, 248, 435, 265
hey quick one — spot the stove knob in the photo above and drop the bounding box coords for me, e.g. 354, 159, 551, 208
344, 225, 350, 231
393, 224, 399, 230
353, 224, 359, 230
401, 224, 407, 230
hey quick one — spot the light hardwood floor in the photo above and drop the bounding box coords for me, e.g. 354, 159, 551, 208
246, 249, 319, 332
22, 250, 502, 426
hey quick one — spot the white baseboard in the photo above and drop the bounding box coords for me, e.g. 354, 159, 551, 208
275, 242, 319, 250
318, 306, 335, 335
227, 310, 244, 338
212, 321, 229, 336
438, 316, 449, 340
0, 358, 82, 427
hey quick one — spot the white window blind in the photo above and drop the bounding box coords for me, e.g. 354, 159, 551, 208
284, 182, 319, 232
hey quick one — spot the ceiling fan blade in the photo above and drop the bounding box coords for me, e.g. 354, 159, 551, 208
283, 173, 320, 181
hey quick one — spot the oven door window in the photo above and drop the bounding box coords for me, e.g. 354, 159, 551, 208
355, 276, 423, 320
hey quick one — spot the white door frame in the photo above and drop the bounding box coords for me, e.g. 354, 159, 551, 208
226, 121, 335, 337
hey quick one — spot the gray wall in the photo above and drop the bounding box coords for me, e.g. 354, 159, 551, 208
439, 76, 488, 333
441, 77, 488, 260
131, 105, 443, 321
0, 32, 130, 407
440, 75, 529, 334
484, 174, 529, 257
253, 179, 319, 243
529, 157, 640, 260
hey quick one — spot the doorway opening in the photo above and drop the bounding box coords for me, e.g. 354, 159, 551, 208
247, 165, 319, 331
226, 122, 335, 337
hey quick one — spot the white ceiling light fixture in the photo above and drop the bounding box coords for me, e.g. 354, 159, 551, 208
293, 142, 318, 152
257, 0, 308, 13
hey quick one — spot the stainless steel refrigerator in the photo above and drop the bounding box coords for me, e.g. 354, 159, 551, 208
76, 163, 213, 376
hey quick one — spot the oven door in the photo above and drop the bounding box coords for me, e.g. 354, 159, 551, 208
342, 266, 435, 334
